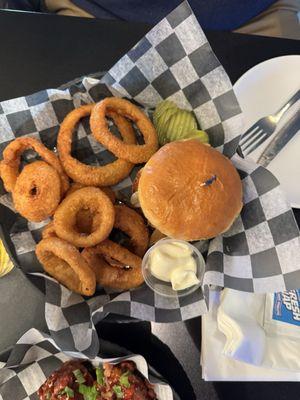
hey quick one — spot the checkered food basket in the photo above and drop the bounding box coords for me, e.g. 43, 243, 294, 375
0, 1, 300, 356
0, 329, 174, 400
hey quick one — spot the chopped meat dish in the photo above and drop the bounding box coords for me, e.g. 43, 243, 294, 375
38, 359, 158, 400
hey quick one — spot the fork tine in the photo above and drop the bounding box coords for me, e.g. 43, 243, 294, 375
243, 133, 268, 156
240, 125, 260, 146
241, 129, 263, 151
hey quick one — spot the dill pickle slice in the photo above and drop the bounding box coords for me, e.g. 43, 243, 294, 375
153, 100, 177, 127
181, 129, 209, 144
153, 100, 209, 146
156, 107, 178, 143
164, 110, 197, 142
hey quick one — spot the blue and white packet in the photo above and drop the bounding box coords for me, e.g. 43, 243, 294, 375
265, 290, 300, 339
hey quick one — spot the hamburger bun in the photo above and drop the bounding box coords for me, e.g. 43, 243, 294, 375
138, 140, 243, 241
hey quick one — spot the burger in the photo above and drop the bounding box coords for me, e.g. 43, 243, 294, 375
133, 140, 243, 241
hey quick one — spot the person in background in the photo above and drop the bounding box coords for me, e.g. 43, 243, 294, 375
2, 0, 300, 39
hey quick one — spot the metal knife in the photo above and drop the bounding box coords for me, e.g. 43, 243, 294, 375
257, 110, 300, 167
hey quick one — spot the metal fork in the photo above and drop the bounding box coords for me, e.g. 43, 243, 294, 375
240, 89, 300, 156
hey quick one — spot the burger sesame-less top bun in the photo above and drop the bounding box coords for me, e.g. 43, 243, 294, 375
138, 140, 243, 241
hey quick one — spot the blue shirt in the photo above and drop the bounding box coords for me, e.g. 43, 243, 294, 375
7, 0, 276, 30
72, 0, 276, 30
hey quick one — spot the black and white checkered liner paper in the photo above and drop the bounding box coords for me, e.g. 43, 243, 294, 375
1, 1, 300, 356
0, 328, 173, 400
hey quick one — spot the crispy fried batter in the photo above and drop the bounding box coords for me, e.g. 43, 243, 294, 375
64, 182, 85, 197
81, 205, 148, 290
36, 237, 96, 296
57, 104, 136, 187
132, 168, 143, 194
64, 183, 116, 234
53, 187, 115, 247
42, 221, 57, 239
90, 97, 158, 163
101, 187, 116, 205
12, 161, 61, 222
82, 240, 144, 290
65, 182, 116, 204
114, 205, 148, 257
0, 137, 69, 194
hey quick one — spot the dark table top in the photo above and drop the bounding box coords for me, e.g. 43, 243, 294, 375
0, 9, 300, 400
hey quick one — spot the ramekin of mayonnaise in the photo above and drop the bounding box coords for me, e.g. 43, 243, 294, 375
142, 238, 205, 298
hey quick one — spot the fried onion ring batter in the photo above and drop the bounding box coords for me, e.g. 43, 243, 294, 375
0, 137, 69, 194
53, 187, 115, 247
114, 205, 148, 257
64, 183, 116, 234
132, 168, 143, 193
65, 182, 116, 204
82, 240, 144, 290
90, 97, 158, 163
42, 221, 57, 239
57, 104, 135, 187
36, 237, 96, 296
12, 161, 61, 222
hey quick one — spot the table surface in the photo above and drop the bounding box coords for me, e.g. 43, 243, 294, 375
0, 9, 300, 400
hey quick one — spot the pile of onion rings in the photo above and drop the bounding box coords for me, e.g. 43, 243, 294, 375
41, 202, 149, 293
0, 96, 156, 295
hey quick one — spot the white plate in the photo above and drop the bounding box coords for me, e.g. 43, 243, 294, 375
233, 55, 300, 208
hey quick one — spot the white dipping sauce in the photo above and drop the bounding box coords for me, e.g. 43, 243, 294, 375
148, 241, 200, 290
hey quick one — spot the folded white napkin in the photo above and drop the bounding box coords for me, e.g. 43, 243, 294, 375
217, 289, 266, 366
201, 289, 300, 381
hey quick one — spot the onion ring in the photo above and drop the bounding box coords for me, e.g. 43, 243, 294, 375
90, 97, 158, 163
132, 168, 143, 194
82, 205, 148, 289
64, 183, 116, 234
75, 209, 93, 235
100, 187, 116, 204
12, 161, 61, 222
82, 240, 143, 290
64, 182, 85, 197
36, 237, 96, 296
0, 137, 69, 194
53, 186, 115, 247
65, 182, 94, 234
114, 205, 148, 257
65, 182, 116, 204
57, 104, 135, 187
42, 221, 57, 239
